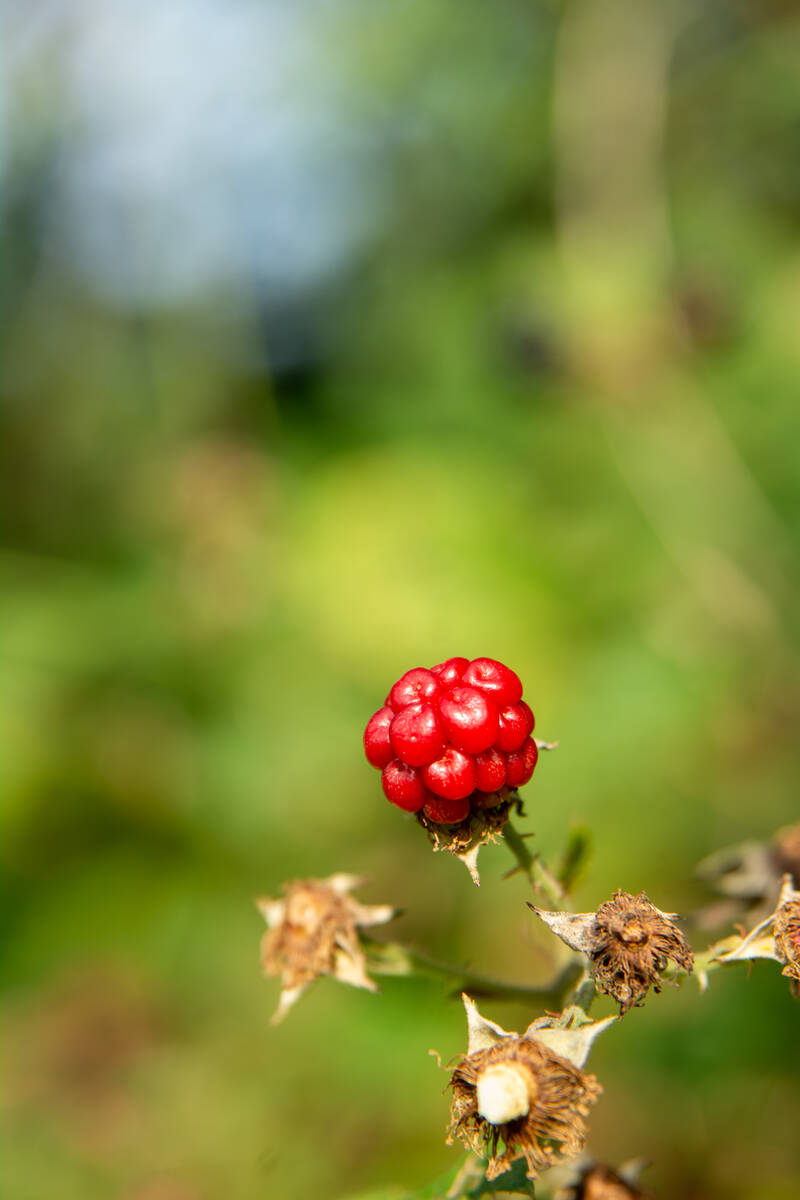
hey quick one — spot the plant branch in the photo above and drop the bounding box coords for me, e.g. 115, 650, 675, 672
502, 820, 565, 908
363, 936, 584, 1007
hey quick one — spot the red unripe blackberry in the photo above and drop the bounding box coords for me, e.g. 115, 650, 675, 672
389, 703, 446, 767
364, 706, 394, 768
438, 686, 499, 755
423, 792, 470, 825
365, 658, 539, 820
389, 668, 441, 711
505, 736, 538, 787
430, 656, 469, 687
495, 700, 535, 752
462, 657, 523, 707
473, 746, 507, 792
422, 746, 476, 800
381, 760, 428, 811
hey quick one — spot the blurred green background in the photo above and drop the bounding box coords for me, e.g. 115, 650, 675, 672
2, 1, 799, 1197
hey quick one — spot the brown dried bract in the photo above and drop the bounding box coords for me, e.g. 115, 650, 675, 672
416, 788, 520, 885
448, 1036, 601, 1180
774, 896, 800, 986
559, 1164, 654, 1200
591, 891, 694, 1015
256, 874, 395, 1023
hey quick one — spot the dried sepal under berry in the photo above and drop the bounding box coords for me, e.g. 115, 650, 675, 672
448, 1035, 601, 1180
416, 787, 520, 885
256, 874, 396, 1023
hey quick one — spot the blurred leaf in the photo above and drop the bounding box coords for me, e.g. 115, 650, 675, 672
557, 823, 593, 894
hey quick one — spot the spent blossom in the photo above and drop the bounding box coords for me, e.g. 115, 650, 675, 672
531, 891, 694, 1014
445, 995, 611, 1180
256, 874, 396, 1023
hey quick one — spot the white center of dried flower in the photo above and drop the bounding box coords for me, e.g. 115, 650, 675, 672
476, 1062, 531, 1125
287, 892, 327, 934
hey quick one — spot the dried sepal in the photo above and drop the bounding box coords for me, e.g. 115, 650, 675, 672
524, 1010, 618, 1070
256, 874, 396, 1023
446, 996, 602, 1181
717, 875, 800, 993
709, 875, 800, 996
417, 788, 522, 885
529, 909, 598, 956
712, 918, 781, 966
530, 891, 694, 1015
460, 993, 616, 1070
462, 993, 515, 1054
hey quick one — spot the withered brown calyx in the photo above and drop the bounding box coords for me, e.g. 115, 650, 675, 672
449, 1036, 602, 1180
444, 996, 611, 1181
531, 890, 694, 1015
256, 874, 396, 1024
416, 786, 521, 886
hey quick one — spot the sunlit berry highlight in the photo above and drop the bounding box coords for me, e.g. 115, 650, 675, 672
389, 703, 447, 766
381, 760, 428, 811
422, 746, 477, 800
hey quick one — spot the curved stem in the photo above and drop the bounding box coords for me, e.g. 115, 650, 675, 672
566, 969, 598, 1014
363, 936, 584, 1007
502, 820, 565, 908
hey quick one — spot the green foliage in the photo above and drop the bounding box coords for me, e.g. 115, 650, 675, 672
2, 2, 800, 1199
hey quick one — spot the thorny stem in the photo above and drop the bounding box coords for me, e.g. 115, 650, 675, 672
663, 940, 749, 988
566, 968, 598, 1014
502, 820, 565, 908
363, 936, 584, 1008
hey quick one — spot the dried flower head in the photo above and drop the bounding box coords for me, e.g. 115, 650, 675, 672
591, 891, 694, 1013
774, 891, 800, 987
531, 891, 694, 1015
256, 874, 396, 1023
695, 821, 800, 927
445, 996, 606, 1181
557, 1163, 655, 1200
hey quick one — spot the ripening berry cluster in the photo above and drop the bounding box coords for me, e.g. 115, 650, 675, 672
364, 657, 538, 824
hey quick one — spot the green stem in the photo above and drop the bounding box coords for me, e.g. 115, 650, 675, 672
502, 820, 565, 908
662, 941, 737, 987
364, 937, 584, 1007
567, 970, 598, 1014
